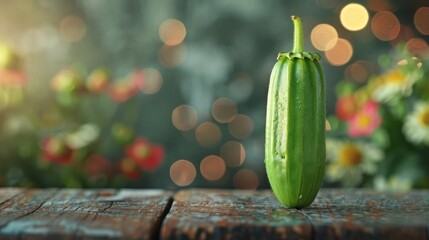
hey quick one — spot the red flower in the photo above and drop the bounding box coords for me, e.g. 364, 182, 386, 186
348, 101, 382, 137
336, 96, 358, 121
108, 80, 137, 102
120, 158, 141, 180
108, 70, 145, 102
125, 137, 164, 171
85, 154, 113, 178
41, 137, 74, 165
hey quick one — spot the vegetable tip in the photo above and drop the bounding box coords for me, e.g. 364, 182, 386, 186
291, 15, 300, 21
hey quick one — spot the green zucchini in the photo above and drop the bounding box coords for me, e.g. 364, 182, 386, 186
265, 16, 326, 208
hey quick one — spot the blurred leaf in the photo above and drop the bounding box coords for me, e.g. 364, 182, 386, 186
335, 81, 356, 98
56, 92, 79, 107
371, 128, 390, 148
327, 115, 340, 132
378, 54, 391, 69
388, 99, 407, 120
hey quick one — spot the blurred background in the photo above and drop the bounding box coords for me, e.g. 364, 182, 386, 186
0, 0, 428, 190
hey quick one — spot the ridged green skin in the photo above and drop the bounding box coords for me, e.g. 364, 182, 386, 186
265, 48, 326, 207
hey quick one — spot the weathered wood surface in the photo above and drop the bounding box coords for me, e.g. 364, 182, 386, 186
161, 189, 429, 240
0, 188, 428, 240
0, 188, 172, 240
161, 189, 312, 240
301, 189, 429, 240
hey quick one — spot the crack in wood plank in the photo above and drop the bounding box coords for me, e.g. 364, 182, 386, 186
0, 189, 59, 230
0, 189, 21, 207
0, 189, 428, 239
0, 189, 172, 240
296, 209, 315, 240
161, 189, 312, 239
151, 196, 173, 240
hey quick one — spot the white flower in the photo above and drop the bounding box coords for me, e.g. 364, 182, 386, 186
66, 123, 100, 149
403, 102, 429, 145
372, 69, 422, 103
374, 176, 412, 192
326, 138, 383, 187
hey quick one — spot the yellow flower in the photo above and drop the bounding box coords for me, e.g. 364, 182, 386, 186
326, 138, 383, 187
403, 102, 429, 145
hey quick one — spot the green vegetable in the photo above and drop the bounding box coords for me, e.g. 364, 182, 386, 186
265, 16, 326, 208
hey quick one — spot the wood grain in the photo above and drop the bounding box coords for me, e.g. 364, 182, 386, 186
0, 188, 172, 240
161, 189, 429, 240
161, 189, 312, 240
0, 188, 428, 240
302, 189, 429, 240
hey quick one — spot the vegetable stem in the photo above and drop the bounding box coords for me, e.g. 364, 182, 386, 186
291, 16, 305, 52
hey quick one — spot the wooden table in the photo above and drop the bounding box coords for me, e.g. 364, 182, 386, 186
0, 188, 427, 239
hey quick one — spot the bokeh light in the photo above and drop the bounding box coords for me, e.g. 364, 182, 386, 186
233, 169, 259, 189
414, 7, 429, 35
228, 114, 254, 140
220, 141, 246, 167
345, 60, 374, 83
172, 105, 198, 131
59, 15, 86, 43
325, 38, 353, 66
200, 155, 226, 181
195, 122, 222, 148
211, 97, 237, 123
170, 160, 196, 186
371, 11, 400, 41
140, 68, 163, 94
340, 3, 369, 31
406, 38, 429, 56
159, 19, 187, 46
311, 24, 338, 51
158, 44, 186, 68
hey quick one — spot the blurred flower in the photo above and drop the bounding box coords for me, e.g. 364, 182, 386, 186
2, 113, 34, 136
120, 158, 141, 180
66, 123, 99, 149
0, 43, 20, 70
130, 69, 145, 90
86, 68, 110, 93
372, 69, 421, 103
348, 101, 381, 137
0, 70, 26, 86
51, 68, 83, 93
111, 123, 134, 144
41, 137, 74, 165
125, 137, 164, 171
85, 154, 113, 179
0, 85, 24, 109
107, 70, 144, 102
336, 96, 358, 120
403, 102, 429, 145
108, 79, 137, 102
326, 138, 383, 187
374, 175, 412, 192
0, 44, 26, 87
